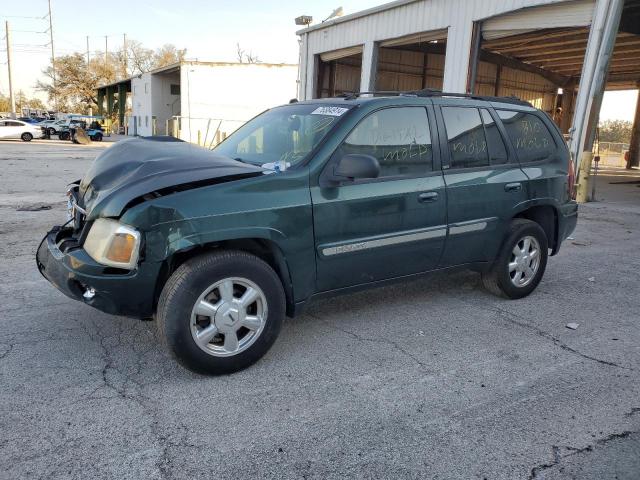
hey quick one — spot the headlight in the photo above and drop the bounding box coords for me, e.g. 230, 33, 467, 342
83, 218, 141, 270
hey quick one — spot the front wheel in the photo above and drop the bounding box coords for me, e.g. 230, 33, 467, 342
157, 250, 285, 375
92, 132, 103, 142
482, 219, 548, 299
21, 132, 33, 142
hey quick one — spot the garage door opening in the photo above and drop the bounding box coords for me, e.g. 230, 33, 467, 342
315, 47, 363, 98
474, 26, 592, 136
375, 30, 447, 92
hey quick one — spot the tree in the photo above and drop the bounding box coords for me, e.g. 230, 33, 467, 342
1, 91, 47, 114
36, 41, 187, 113
154, 44, 187, 69
36, 52, 116, 113
598, 119, 633, 144
236, 43, 260, 64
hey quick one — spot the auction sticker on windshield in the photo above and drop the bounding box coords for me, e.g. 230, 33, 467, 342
311, 106, 350, 116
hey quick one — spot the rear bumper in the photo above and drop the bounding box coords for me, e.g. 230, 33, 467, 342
554, 201, 578, 254
36, 226, 161, 318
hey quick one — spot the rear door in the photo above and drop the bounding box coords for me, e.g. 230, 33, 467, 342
7, 121, 25, 138
495, 109, 568, 206
311, 105, 447, 291
434, 103, 529, 266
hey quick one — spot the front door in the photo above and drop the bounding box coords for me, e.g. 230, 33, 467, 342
311, 105, 447, 292
434, 103, 529, 266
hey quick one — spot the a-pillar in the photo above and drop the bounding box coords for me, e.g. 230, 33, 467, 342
360, 41, 379, 92
627, 84, 640, 169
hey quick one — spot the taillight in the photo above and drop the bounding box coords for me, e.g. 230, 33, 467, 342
567, 157, 576, 200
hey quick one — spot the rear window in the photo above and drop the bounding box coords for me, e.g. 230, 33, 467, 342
497, 110, 556, 163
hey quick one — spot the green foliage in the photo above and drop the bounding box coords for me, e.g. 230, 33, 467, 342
36, 41, 186, 113
598, 119, 633, 144
0, 91, 46, 114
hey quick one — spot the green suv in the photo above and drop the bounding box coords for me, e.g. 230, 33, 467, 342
37, 91, 578, 374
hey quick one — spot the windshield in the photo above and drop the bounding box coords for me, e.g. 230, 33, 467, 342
214, 104, 352, 168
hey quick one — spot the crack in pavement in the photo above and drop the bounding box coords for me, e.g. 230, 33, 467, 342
528, 430, 639, 479
307, 312, 431, 370
479, 302, 634, 371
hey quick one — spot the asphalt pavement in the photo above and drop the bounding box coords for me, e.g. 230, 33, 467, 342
1, 139, 639, 479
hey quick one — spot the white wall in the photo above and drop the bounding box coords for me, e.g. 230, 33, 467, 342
129, 73, 153, 136
151, 72, 180, 135
179, 62, 298, 145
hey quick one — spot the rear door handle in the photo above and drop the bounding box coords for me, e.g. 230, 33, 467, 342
418, 191, 439, 203
505, 182, 522, 192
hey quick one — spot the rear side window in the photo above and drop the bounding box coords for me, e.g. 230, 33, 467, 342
497, 110, 556, 162
480, 109, 508, 165
342, 107, 433, 178
442, 107, 489, 169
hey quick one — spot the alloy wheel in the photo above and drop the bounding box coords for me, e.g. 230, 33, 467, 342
190, 277, 267, 357
508, 235, 541, 288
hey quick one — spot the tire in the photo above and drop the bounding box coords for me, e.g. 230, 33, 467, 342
21, 132, 33, 142
59, 131, 70, 141
157, 250, 285, 375
481, 219, 548, 299
48, 127, 56, 135
92, 132, 103, 142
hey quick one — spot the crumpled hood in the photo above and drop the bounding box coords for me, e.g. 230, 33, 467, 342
79, 137, 264, 219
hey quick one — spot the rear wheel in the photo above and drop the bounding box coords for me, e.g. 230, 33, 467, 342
47, 127, 57, 135
58, 131, 70, 141
92, 132, 103, 142
21, 132, 33, 142
157, 250, 285, 375
482, 219, 548, 299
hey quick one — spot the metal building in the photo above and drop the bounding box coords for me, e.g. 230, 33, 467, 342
96, 61, 297, 145
297, 0, 640, 173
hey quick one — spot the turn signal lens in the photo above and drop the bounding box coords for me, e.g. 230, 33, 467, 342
84, 218, 141, 269
105, 233, 137, 263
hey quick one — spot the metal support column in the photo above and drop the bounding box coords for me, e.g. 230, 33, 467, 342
627, 84, 640, 169
569, 0, 624, 169
106, 86, 115, 117
117, 83, 126, 130
97, 89, 105, 116
360, 41, 379, 93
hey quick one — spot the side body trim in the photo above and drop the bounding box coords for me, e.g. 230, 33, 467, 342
320, 225, 447, 257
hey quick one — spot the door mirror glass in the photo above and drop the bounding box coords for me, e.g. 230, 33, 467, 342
334, 153, 380, 182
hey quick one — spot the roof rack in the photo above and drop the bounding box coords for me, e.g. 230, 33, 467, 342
339, 89, 532, 107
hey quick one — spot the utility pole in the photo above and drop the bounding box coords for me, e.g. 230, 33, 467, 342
47, 0, 56, 112
86, 35, 90, 64
122, 33, 127, 78
5, 21, 16, 118
104, 35, 108, 65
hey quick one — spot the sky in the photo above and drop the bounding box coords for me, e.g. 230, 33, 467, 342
0, 0, 637, 121
0, 0, 380, 103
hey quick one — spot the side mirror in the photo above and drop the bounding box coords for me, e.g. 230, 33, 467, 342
333, 154, 380, 182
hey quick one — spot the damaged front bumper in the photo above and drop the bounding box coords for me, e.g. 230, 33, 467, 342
36, 225, 161, 318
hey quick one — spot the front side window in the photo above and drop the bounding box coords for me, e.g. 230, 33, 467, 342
340, 107, 433, 178
497, 110, 556, 162
215, 104, 350, 168
442, 107, 489, 169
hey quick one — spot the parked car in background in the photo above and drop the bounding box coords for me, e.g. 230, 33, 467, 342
37, 91, 578, 375
17, 117, 40, 124
0, 119, 43, 141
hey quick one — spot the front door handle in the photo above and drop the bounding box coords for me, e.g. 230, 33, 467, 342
505, 182, 522, 192
418, 191, 439, 203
